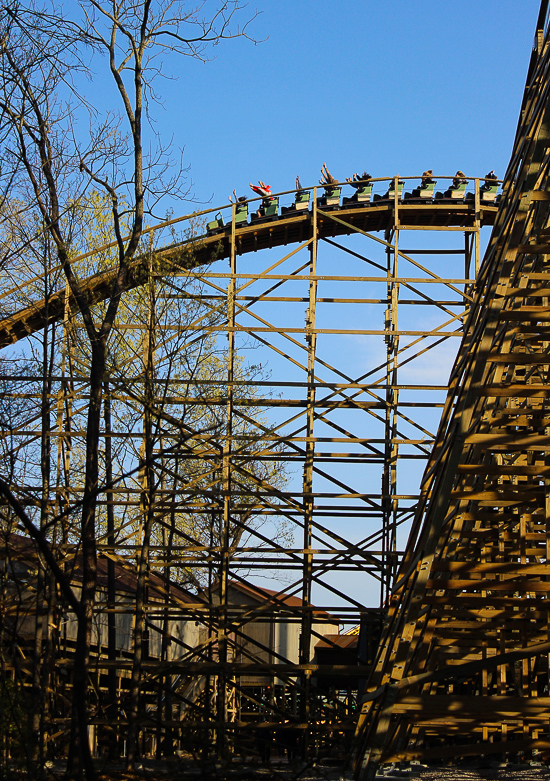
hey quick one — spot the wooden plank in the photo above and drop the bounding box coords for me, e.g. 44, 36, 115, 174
431, 561, 550, 574
425, 578, 550, 592
500, 309, 550, 321
456, 464, 550, 475
382, 738, 550, 764
502, 286, 550, 296
517, 243, 550, 253
393, 694, 550, 716
487, 353, 550, 364
479, 384, 549, 397
450, 489, 542, 500
464, 433, 550, 448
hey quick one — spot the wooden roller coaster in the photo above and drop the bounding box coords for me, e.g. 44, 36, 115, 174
3, 4, 549, 773
352, 1, 550, 776
0, 180, 498, 348
0, 171, 498, 769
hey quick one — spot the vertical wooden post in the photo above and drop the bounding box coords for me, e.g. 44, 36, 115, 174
299, 187, 318, 755
474, 177, 481, 275
217, 200, 237, 762
382, 216, 400, 606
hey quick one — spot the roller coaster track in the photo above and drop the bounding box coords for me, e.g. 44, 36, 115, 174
0, 187, 498, 348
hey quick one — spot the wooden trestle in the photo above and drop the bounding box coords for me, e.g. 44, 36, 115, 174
352, 2, 550, 776
0, 175, 499, 765
0, 118, 508, 766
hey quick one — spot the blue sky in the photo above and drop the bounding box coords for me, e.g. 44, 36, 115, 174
149, 0, 541, 212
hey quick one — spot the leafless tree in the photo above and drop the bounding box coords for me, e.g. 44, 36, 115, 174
0, 2, 257, 777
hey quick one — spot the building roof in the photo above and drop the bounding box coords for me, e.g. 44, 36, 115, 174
2, 533, 199, 606
344, 624, 360, 636
315, 634, 358, 650
226, 579, 335, 619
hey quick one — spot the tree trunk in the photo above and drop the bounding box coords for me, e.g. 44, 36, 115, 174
126, 266, 154, 770
103, 381, 119, 758
67, 341, 105, 781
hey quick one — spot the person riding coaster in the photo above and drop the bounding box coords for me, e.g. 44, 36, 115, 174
317, 164, 342, 208
343, 171, 373, 205
249, 180, 274, 218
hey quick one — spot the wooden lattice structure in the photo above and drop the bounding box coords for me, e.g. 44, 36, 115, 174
0, 170, 501, 765
352, 3, 550, 777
